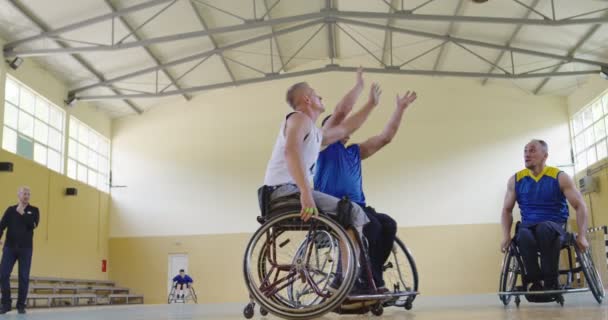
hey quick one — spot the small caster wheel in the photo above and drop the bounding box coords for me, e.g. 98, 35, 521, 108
243, 303, 254, 319
515, 296, 521, 308
260, 307, 269, 316
371, 304, 383, 316
404, 300, 413, 310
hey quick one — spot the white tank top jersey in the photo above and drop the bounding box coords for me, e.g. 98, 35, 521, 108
264, 112, 322, 186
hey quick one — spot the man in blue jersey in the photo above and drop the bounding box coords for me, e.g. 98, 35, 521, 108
172, 269, 193, 299
315, 91, 418, 293
500, 139, 589, 296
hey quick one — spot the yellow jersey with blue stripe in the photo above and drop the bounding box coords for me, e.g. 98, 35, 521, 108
515, 166, 569, 226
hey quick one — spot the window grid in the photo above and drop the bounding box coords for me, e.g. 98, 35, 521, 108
2, 76, 65, 174
67, 117, 110, 193
571, 90, 608, 173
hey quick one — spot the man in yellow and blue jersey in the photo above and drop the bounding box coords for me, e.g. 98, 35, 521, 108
500, 139, 589, 295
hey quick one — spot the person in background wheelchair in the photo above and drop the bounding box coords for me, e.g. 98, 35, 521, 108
172, 269, 193, 299
500, 139, 589, 301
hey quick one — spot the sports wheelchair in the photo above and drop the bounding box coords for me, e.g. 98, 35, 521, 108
168, 284, 198, 304
242, 186, 419, 319
498, 222, 604, 307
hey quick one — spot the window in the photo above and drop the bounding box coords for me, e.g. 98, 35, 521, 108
67, 117, 110, 193
571, 89, 608, 172
3, 76, 65, 173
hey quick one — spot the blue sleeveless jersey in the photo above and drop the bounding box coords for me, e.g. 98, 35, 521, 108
314, 142, 366, 207
515, 166, 569, 225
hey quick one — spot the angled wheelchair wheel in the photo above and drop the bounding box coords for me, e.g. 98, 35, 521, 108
383, 237, 419, 308
576, 246, 605, 304
190, 286, 198, 304
498, 244, 521, 306
244, 212, 357, 320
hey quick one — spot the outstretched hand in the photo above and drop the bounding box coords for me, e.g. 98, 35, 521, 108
367, 83, 382, 107
355, 66, 364, 88
396, 91, 417, 110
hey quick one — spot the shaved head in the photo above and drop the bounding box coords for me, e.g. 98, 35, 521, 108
285, 82, 311, 109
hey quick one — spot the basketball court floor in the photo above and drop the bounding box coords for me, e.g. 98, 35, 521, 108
14, 293, 607, 320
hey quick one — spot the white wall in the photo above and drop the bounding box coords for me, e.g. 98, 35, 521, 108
110, 72, 570, 237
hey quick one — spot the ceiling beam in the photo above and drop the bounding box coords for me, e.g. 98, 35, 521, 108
7, 7, 608, 57
4, 0, 173, 49
336, 18, 608, 68
69, 19, 324, 95
104, 0, 191, 101
533, 19, 606, 94
481, 0, 541, 85
190, 0, 236, 83
326, 0, 337, 63
75, 66, 599, 101
380, 0, 399, 66
263, 0, 287, 71
4, 12, 324, 57
6, 0, 142, 114
432, 0, 465, 71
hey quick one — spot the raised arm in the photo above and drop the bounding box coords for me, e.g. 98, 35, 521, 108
322, 83, 381, 146
359, 91, 417, 160
322, 68, 364, 129
501, 176, 516, 252
558, 172, 589, 251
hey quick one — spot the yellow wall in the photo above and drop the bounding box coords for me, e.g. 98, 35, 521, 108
0, 150, 110, 280
109, 223, 503, 304
0, 36, 112, 280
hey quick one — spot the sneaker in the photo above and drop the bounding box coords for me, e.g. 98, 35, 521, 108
17, 308, 26, 314
525, 282, 556, 303
0, 306, 11, 314
524, 282, 543, 302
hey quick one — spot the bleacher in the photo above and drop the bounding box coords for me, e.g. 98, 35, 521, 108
3, 276, 143, 308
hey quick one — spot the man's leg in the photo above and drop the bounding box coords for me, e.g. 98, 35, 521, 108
0, 247, 18, 312
535, 222, 564, 290
516, 227, 541, 287
16, 248, 32, 311
363, 209, 383, 288
372, 210, 397, 270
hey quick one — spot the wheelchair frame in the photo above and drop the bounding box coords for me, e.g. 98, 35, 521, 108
168, 284, 198, 304
498, 222, 604, 307
242, 187, 419, 319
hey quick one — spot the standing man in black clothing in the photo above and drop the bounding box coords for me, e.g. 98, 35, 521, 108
0, 186, 40, 314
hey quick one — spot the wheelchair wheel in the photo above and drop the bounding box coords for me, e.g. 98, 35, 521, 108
167, 287, 175, 304
190, 287, 198, 304
498, 244, 520, 306
383, 237, 419, 308
244, 212, 358, 320
576, 246, 605, 304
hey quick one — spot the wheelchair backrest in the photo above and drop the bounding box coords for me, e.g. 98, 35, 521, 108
257, 185, 301, 220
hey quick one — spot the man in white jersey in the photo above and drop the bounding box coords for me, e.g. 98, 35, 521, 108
263, 70, 380, 236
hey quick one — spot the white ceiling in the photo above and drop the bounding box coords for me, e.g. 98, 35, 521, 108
1, 0, 608, 117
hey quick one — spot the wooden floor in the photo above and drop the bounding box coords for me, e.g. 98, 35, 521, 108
9, 293, 607, 319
